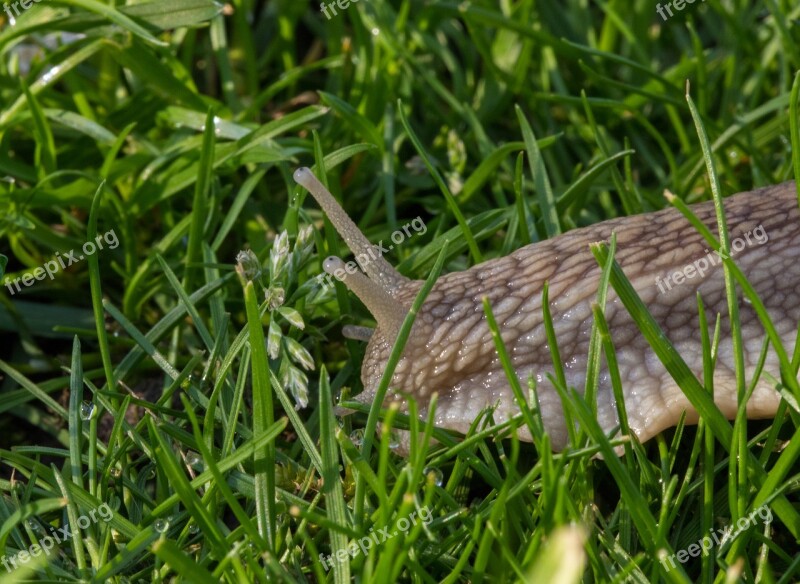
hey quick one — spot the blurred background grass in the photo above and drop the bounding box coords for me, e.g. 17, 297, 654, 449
0, 0, 798, 581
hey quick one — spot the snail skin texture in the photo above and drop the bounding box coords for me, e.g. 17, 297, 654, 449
295, 167, 800, 451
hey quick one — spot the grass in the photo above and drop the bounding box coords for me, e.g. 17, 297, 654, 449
0, 0, 799, 582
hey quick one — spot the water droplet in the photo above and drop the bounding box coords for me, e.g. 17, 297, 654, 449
200, 116, 223, 136
371, 27, 380, 36
188, 523, 199, 535
389, 432, 401, 450
27, 519, 40, 531
350, 429, 364, 447
423, 467, 444, 487
153, 518, 169, 533
185, 451, 202, 468
80, 401, 96, 421
41, 65, 62, 84
110, 467, 121, 478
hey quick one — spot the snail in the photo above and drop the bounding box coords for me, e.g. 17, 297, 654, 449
294, 167, 799, 451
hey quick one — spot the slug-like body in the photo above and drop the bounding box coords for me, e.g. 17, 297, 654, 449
295, 168, 799, 450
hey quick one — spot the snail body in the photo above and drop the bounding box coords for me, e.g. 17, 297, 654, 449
295, 168, 799, 450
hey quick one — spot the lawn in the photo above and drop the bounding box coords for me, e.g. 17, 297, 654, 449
0, 0, 799, 582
